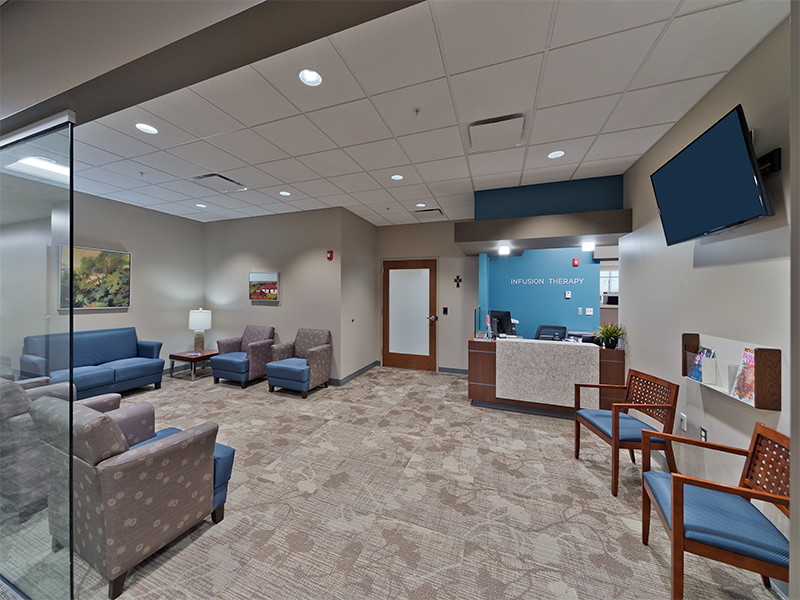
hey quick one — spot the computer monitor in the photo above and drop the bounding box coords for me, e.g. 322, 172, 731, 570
490, 310, 513, 336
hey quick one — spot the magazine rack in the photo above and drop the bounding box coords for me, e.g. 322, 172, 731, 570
682, 333, 781, 410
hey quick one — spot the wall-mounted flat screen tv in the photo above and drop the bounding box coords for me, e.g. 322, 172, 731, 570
650, 104, 773, 246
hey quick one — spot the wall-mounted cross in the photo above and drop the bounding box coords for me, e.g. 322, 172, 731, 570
454, 275, 462, 288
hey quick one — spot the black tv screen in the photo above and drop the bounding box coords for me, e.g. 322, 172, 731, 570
650, 104, 773, 246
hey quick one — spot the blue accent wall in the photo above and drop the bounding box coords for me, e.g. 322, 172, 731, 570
481, 248, 600, 338
474, 175, 623, 221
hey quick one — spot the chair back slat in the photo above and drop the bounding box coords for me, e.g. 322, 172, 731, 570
742, 422, 790, 516
624, 370, 679, 428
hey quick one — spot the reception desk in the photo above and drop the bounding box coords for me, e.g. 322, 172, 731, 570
468, 335, 623, 413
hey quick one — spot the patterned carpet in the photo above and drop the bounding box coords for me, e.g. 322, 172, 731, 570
1, 367, 783, 599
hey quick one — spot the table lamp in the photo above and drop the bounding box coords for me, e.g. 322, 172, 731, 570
189, 308, 212, 352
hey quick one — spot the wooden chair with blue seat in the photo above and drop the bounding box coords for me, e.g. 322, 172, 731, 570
574, 369, 679, 496
642, 422, 789, 599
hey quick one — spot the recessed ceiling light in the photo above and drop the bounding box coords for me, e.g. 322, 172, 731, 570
548, 150, 565, 159
279, 191, 291, 196
390, 174, 403, 181
196, 203, 207, 208
499, 245, 510, 256
136, 123, 158, 134
416, 203, 426, 208
582, 241, 596, 252
298, 69, 322, 87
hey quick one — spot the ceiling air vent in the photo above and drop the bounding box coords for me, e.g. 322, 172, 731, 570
468, 113, 525, 152
414, 208, 444, 222
190, 173, 247, 193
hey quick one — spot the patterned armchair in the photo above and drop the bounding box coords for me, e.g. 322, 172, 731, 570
29, 396, 233, 599
210, 325, 274, 388
267, 328, 332, 398
0, 377, 120, 521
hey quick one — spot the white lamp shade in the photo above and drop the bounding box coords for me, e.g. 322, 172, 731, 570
189, 309, 212, 330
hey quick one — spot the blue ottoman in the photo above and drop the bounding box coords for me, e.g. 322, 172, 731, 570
266, 357, 311, 398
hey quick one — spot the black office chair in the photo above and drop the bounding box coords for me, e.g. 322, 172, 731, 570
535, 325, 568, 341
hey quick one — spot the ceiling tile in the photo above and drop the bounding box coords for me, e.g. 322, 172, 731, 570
96, 105, 197, 149
346, 204, 380, 217
416, 156, 469, 183
414, 209, 446, 223
288, 198, 328, 211
149, 203, 199, 217
79, 167, 148, 189
473, 172, 522, 190
75, 122, 158, 159
253, 37, 366, 112
433, 0, 553, 74
332, 2, 444, 95
107, 190, 164, 206
73, 141, 122, 167
292, 179, 345, 198
442, 205, 475, 221
344, 139, 410, 171
584, 123, 672, 161
190, 65, 299, 127
263, 202, 301, 214
399, 126, 464, 164
468, 148, 525, 177
168, 140, 246, 172
436, 193, 474, 208
370, 201, 411, 215
296, 149, 362, 178
73, 178, 122, 196
427, 178, 473, 197
604, 74, 722, 132
372, 78, 457, 137
550, 0, 678, 48
229, 189, 279, 205
369, 165, 423, 187
103, 160, 174, 185
354, 211, 392, 226
258, 185, 310, 202
388, 184, 432, 202
133, 185, 190, 202
530, 95, 620, 144
450, 54, 542, 124
255, 158, 320, 183
572, 155, 639, 179
538, 22, 663, 107
399, 198, 439, 211
236, 205, 277, 217
328, 172, 381, 193
206, 129, 288, 164
158, 179, 219, 199
678, 0, 735, 15
384, 212, 419, 225
351, 189, 395, 205
521, 164, 580, 185
319, 194, 361, 207
134, 151, 205, 179
307, 99, 392, 147
633, 1, 788, 89
200, 194, 252, 210
252, 115, 336, 156
140, 88, 244, 138
525, 136, 595, 170
220, 166, 283, 190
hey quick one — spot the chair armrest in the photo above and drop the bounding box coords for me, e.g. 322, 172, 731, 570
137, 340, 163, 359
642, 429, 750, 473
105, 402, 156, 446
574, 382, 627, 410
76, 393, 122, 413
306, 344, 332, 389
26, 382, 74, 402
272, 341, 294, 362
20, 355, 48, 378
217, 337, 242, 354
245, 339, 274, 380
672, 472, 790, 508
16, 376, 51, 390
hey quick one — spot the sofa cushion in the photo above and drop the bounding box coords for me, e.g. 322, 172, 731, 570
50, 366, 115, 390
72, 327, 139, 368
267, 358, 309, 382
577, 408, 663, 443
644, 470, 789, 568
104, 357, 164, 382
210, 352, 249, 374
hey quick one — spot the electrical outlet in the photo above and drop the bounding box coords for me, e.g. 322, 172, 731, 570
578, 307, 583, 315
679, 413, 687, 431
586, 308, 594, 315
565, 290, 572, 299
700, 427, 708, 442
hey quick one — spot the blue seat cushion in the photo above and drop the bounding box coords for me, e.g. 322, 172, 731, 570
644, 470, 789, 568
210, 352, 249, 374
577, 408, 663, 443
267, 357, 309, 383
105, 357, 163, 382
51, 366, 115, 389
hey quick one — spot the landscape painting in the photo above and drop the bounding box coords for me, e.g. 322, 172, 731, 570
60, 246, 131, 309
249, 272, 279, 301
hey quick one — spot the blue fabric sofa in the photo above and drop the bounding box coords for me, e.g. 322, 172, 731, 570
20, 327, 164, 399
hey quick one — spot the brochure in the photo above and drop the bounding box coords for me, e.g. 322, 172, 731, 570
688, 352, 703, 382
732, 348, 755, 402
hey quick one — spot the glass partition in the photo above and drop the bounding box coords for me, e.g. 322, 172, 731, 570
0, 122, 72, 599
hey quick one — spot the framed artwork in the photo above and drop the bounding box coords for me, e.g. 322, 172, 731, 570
60, 246, 131, 309
249, 272, 279, 301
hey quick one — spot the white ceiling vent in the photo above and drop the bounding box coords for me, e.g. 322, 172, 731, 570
190, 173, 247, 193
468, 114, 525, 152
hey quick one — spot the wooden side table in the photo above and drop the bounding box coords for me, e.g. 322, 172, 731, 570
169, 349, 218, 381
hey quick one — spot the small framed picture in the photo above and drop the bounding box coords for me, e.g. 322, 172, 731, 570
249, 272, 279, 302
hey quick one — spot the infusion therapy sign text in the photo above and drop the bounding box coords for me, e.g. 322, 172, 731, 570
511, 278, 585, 285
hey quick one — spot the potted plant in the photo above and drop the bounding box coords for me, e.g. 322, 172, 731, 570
593, 322, 626, 349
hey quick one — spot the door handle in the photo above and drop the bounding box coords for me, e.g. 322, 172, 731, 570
428, 315, 438, 321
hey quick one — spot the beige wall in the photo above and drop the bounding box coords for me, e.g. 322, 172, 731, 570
622, 18, 790, 487
377, 221, 478, 371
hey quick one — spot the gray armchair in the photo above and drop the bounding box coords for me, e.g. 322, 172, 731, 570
0, 377, 120, 521
267, 328, 332, 398
210, 325, 275, 388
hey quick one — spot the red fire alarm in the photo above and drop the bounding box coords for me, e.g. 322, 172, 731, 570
572, 258, 580, 267
327, 250, 334, 261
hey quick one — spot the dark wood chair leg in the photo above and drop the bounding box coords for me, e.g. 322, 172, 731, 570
269, 385, 274, 392
324, 381, 329, 388
109, 572, 127, 600
241, 381, 248, 389
154, 382, 161, 390
671, 537, 684, 600
642, 489, 651, 545
629, 448, 636, 464
761, 575, 772, 589
302, 391, 308, 399
212, 504, 225, 524
611, 444, 620, 496
574, 420, 581, 459
214, 377, 219, 384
